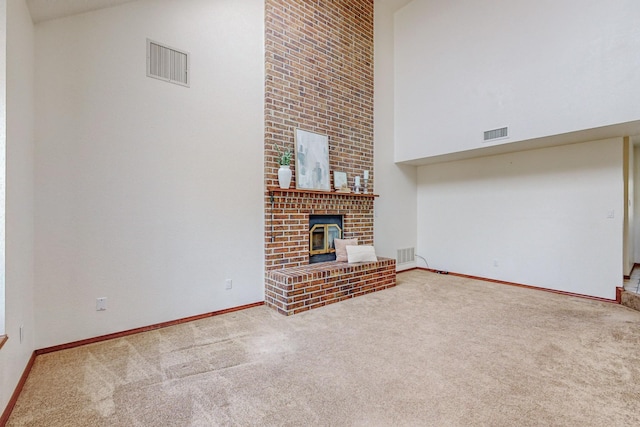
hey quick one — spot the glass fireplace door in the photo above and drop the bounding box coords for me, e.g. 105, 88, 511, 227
309, 224, 342, 256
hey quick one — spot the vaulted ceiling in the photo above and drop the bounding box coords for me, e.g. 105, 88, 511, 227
26, 0, 138, 23
26, 0, 414, 24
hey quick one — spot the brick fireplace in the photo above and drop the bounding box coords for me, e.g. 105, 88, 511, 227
264, 0, 395, 315
265, 190, 374, 270
264, 188, 396, 314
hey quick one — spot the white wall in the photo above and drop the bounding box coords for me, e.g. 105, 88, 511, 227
34, 0, 264, 348
0, 0, 35, 413
374, 0, 417, 270
634, 144, 640, 264
631, 142, 635, 272
417, 138, 623, 300
0, 0, 5, 337
623, 137, 634, 275
395, 0, 640, 162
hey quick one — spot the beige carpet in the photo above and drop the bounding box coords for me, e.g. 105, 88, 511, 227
8, 270, 640, 426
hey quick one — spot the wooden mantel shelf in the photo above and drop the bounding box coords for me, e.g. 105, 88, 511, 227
267, 187, 379, 198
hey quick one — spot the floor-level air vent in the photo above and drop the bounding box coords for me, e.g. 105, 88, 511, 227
397, 247, 415, 264
483, 126, 509, 142
147, 39, 189, 87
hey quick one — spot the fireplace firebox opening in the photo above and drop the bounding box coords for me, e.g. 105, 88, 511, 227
309, 215, 343, 263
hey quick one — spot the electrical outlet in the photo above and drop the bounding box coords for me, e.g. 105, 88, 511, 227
493, 259, 499, 267
225, 279, 233, 290
96, 297, 107, 311
19, 325, 24, 343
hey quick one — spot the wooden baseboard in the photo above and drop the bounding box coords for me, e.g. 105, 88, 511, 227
415, 267, 619, 304
0, 334, 7, 351
0, 351, 36, 425
36, 301, 264, 355
624, 263, 639, 280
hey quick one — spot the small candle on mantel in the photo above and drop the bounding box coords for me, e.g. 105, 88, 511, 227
363, 170, 369, 180
355, 176, 361, 186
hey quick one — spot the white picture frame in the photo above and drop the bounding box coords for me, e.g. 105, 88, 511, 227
333, 171, 347, 191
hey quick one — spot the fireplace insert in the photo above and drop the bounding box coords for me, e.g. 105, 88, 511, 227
309, 214, 343, 263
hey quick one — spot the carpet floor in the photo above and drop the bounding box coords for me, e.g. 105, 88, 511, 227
8, 270, 640, 426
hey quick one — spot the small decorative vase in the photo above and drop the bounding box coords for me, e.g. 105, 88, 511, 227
278, 165, 292, 189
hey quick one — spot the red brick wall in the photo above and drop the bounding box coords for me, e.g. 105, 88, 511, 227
266, 191, 374, 269
265, 0, 375, 271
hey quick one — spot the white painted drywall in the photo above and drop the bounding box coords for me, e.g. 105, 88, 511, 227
630, 142, 635, 273
0, 0, 36, 414
623, 138, 634, 276
374, 0, 417, 270
634, 144, 640, 265
417, 138, 623, 300
34, 0, 264, 348
395, 0, 640, 162
0, 0, 5, 338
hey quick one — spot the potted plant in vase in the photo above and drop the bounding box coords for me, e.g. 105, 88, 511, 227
274, 143, 293, 189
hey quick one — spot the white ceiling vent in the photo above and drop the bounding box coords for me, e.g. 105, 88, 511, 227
147, 39, 189, 87
483, 127, 509, 142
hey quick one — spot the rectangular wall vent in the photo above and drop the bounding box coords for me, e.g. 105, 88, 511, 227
483, 127, 509, 142
397, 247, 415, 264
147, 39, 189, 87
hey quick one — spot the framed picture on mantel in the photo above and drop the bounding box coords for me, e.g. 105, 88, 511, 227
294, 128, 330, 191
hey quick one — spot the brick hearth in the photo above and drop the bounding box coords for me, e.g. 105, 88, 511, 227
266, 257, 396, 315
